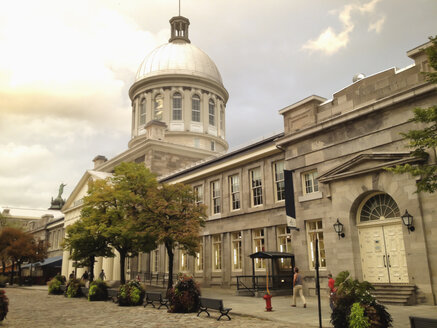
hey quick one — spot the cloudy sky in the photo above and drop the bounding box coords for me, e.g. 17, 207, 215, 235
0, 0, 436, 209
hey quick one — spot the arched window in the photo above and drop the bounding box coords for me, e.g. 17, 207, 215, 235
359, 193, 400, 223
154, 94, 163, 121
192, 95, 201, 122
139, 98, 146, 125
172, 92, 182, 120
208, 99, 215, 126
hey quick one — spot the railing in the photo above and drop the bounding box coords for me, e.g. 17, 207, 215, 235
131, 271, 178, 288
236, 275, 293, 293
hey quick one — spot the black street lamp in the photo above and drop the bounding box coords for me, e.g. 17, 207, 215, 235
333, 219, 345, 239
401, 210, 415, 233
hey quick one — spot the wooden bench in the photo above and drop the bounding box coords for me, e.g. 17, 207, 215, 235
143, 291, 168, 309
410, 316, 437, 328
197, 297, 232, 321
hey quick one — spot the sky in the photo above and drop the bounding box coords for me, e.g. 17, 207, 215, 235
0, 0, 436, 209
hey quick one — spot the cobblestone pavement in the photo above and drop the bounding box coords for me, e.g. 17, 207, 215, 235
1, 288, 296, 328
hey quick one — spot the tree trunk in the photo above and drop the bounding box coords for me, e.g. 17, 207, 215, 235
1, 261, 5, 274
9, 262, 14, 285
119, 251, 126, 285
89, 256, 95, 282
18, 263, 22, 286
165, 242, 174, 292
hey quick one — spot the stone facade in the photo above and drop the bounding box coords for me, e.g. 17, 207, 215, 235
276, 41, 437, 304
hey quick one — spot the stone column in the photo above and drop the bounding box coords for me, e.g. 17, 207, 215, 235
112, 250, 121, 281
61, 250, 70, 277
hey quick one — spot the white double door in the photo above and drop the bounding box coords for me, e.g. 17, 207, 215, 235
359, 223, 408, 283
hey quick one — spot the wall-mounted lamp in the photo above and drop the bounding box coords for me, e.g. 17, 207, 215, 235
333, 219, 345, 239
401, 210, 415, 233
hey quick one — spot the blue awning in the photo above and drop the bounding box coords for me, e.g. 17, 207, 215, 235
22, 255, 63, 269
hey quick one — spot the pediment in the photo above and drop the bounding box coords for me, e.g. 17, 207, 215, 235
318, 152, 423, 183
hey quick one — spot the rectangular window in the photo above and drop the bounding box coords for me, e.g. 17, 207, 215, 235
195, 238, 203, 272
211, 180, 221, 214
232, 232, 242, 271
179, 250, 188, 272
172, 93, 182, 120
193, 185, 203, 205
250, 167, 263, 207
274, 161, 285, 201
277, 226, 293, 269
212, 234, 222, 271
229, 175, 240, 210
209, 100, 215, 126
253, 229, 265, 270
307, 220, 326, 269
303, 170, 319, 194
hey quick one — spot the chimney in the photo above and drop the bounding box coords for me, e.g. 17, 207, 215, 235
92, 155, 108, 169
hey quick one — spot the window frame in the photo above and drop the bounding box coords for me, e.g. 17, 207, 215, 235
154, 94, 163, 121
191, 94, 201, 122
193, 185, 203, 205
231, 231, 242, 271
172, 92, 182, 121
211, 180, 221, 215
250, 167, 263, 207
277, 225, 293, 270
139, 98, 146, 125
229, 174, 241, 211
274, 161, 285, 202
252, 228, 266, 270
212, 234, 222, 271
302, 170, 319, 195
208, 99, 215, 126
306, 220, 326, 270
195, 237, 203, 272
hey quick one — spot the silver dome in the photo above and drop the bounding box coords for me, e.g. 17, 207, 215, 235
135, 42, 223, 85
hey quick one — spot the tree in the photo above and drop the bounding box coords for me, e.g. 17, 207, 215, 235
0, 227, 48, 285
81, 162, 157, 284
388, 36, 437, 193
62, 218, 114, 282
138, 183, 207, 291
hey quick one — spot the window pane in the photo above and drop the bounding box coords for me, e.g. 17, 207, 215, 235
209, 99, 215, 126
192, 95, 200, 122
172, 92, 182, 120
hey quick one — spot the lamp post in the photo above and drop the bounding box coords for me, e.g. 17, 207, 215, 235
333, 219, 345, 239
401, 210, 415, 233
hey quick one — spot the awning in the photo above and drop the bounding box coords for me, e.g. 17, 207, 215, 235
21, 255, 63, 269
249, 251, 295, 259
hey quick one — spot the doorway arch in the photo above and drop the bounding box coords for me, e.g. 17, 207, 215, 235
357, 192, 408, 283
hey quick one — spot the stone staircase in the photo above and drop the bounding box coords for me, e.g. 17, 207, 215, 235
372, 283, 416, 306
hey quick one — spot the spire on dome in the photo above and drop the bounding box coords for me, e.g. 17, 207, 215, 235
169, 16, 190, 43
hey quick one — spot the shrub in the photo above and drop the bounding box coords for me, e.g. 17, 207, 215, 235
0, 290, 8, 321
331, 271, 392, 328
48, 279, 62, 295
0, 275, 8, 288
349, 303, 370, 328
168, 274, 201, 313
88, 279, 108, 301
65, 278, 84, 298
117, 280, 145, 306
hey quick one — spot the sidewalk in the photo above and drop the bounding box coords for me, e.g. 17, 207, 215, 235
15, 285, 437, 328
201, 287, 437, 328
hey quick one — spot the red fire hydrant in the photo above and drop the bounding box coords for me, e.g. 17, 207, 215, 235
263, 293, 273, 312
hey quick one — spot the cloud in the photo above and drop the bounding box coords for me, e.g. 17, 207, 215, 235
368, 16, 386, 34
302, 0, 383, 55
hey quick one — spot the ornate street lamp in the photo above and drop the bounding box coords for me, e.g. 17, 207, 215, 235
401, 210, 415, 233
333, 219, 345, 239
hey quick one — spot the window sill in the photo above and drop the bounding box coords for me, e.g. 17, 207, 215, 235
298, 191, 323, 202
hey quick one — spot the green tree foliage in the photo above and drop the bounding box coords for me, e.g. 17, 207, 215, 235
81, 162, 157, 284
138, 183, 207, 291
388, 36, 437, 193
0, 227, 48, 285
63, 218, 114, 282
349, 303, 370, 328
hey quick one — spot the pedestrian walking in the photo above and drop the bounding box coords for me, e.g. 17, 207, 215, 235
328, 273, 336, 310
291, 267, 306, 308
81, 270, 89, 286
68, 271, 75, 280
98, 269, 106, 280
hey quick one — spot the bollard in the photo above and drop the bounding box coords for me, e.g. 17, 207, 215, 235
263, 293, 272, 312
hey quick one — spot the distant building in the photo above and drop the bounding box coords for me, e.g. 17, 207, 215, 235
61, 14, 437, 305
